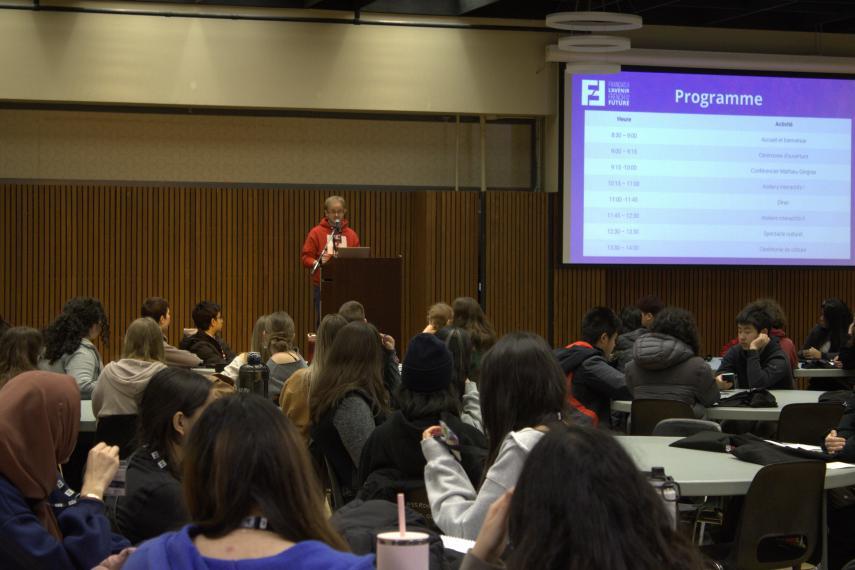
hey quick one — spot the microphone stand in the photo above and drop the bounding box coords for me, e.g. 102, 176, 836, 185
311, 222, 342, 275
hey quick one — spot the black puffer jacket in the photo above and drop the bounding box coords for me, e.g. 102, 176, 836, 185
625, 333, 720, 417
612, 327, 647, 372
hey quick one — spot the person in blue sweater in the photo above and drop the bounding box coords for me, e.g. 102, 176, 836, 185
124, 393, 373, 570
0, 371, 130, 569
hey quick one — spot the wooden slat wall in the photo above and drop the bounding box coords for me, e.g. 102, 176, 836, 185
0, 185, 480, 362
485, 192, 550, 339
3, 185, 853, 361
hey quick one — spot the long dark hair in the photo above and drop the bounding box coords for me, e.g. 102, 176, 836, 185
452, 297, 497, 352
137, 367, 213, 478
43, 297, 109, 363
435, 326, 472, 397
309, 321, 388, 422
183, 394, 349, 550
650, 307, 701, 356
395, 384, 460, 422
479, 332, 566, 470
506, 425, 705, 570
821, 298, 852, 352
0, 327, 43, 389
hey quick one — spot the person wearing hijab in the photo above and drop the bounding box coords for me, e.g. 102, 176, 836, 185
0, 371, 130, 569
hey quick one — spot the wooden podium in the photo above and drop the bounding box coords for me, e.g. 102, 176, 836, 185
320, 257, 403, 345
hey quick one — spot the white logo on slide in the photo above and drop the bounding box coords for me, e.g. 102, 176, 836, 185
581, 80, 606, 106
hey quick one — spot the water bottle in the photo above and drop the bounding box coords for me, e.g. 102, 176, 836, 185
237, 352, 269, 398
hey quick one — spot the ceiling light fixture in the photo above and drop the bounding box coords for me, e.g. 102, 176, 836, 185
546, 11, 643, 32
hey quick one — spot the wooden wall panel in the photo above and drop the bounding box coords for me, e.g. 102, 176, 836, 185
4, 185, 853, 363
485, 192, 549, 340
0, 184, 481, 362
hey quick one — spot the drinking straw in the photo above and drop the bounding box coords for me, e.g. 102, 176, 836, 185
397, 492, 406, 537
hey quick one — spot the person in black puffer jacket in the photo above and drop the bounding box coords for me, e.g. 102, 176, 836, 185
625, 307, 719, 418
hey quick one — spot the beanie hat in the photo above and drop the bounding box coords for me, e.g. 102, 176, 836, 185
402, 333, 453, 393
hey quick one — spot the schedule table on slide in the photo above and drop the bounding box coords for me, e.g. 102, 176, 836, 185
582, 111, 851, 259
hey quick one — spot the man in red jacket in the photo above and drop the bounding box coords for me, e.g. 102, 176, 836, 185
301, 195, 361, 328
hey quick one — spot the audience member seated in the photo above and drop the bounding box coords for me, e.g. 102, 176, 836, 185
716, 304, 793, 391
264, 311, 307, 401
839, 321, 855, 370
613, 294, 664, 372
613, 306, 642, 372
451, 297, 497, 382
221, 314, 270, 380
123, 394, 373, 570
461, 425, 705, 570
358, 333, 487, 495
280, 314, 347, 442
801, 298, 852, 362
338, 300, 366, 323
115, 368, 215, 545
0, 371, 130, 568
40, 297, 109, 399
421, 332, 566, 540
337, 300, 402, 400
309, 322, 390, 504
92, 318, 167, 455
556, 307, 631, 427
179, 301, 236, 371
719, 298, 798, 369
625, 307, 719, 417
435, 326, 483, 433
824, 392, 855, 570
140, 297, 202, 368
0, 326, 43, 389
423, 302, 453, 334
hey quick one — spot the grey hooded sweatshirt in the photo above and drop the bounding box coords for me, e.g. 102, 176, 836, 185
625, 332, 719, 417
92, 359, 167, 417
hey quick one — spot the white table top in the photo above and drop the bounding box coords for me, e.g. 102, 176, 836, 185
81, 400, 95, 432
612, 389, 824, 421
618, 435, 855, 496
793, 366, 855, 378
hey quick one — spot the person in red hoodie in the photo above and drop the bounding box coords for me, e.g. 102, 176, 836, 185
302, 196, 361, 328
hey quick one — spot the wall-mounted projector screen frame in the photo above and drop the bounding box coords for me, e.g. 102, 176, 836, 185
559, 65, 855, 268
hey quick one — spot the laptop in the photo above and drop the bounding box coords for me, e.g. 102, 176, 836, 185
336, 247, 370, 259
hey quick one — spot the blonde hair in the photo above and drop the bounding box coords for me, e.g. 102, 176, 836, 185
427, 302, 453, 331
324, 195, 347, 212
122, 317, 165, 362
266, 311, 297, 355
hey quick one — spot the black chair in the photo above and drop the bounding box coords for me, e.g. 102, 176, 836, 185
94, 414, 139, 458
323, 456, 346, 512
653, 418, 722, 437
775, 402, 844, 445
702, 461, 825, 570
629, 399, 695, 436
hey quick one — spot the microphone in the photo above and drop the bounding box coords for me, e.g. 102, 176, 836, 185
333, 218, 342, 233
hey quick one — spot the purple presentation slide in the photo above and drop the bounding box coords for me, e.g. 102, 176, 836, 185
561, 70, 855, 266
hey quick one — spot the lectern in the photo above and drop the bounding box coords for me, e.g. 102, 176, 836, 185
320, 257, 403, 346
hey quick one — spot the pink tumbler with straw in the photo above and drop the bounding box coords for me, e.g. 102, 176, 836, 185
376, 493, 429, 570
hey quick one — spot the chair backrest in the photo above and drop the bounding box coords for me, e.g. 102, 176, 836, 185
653, 418, 722, 437
94, 414, 139, 458
324, 455, 346, 512
630, 399, 695, 436
776, 403, 844, 445
733, 461, 825, 569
